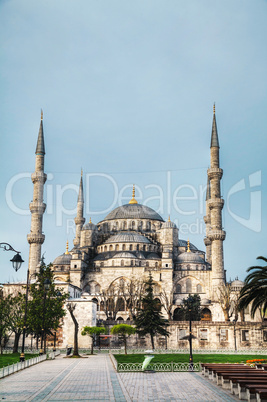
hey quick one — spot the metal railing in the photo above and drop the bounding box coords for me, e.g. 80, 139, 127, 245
116, 361, 201, 372
109, 348, 267, 355
0, 354, 47, 379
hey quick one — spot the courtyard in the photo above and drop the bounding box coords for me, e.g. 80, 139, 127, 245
0, 354, 237, 401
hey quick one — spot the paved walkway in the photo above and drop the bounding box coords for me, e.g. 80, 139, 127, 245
0, 354, 238, 401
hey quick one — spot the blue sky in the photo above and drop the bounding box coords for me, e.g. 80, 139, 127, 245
0, 0, 266, 283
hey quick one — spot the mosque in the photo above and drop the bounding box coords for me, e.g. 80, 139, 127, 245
23, 108, 266, 349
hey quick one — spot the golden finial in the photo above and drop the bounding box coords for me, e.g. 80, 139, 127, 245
213, 103, 215, 114
187, 239, 191, 253
89, 217, 92, 223
168, 215, 171, 222
41, 109, 43, 120
65, 241, 70, 254
129, 184, 138, 204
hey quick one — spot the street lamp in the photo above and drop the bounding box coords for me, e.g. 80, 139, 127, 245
0, 243, 24, 271
40, 278, 51, 355
53, 290, 62, 351
187, 296, 194, 371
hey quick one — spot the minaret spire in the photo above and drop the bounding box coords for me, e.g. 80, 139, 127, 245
129, 184, 138, 204
73, 171, 85, 247
27, 111, 47, 276
206, 105, 226, 299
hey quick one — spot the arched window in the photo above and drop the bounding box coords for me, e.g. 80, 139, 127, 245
112, 260, 114, 266
173, 308, 184, 321
155, 262, 158, 268
143, 245, 146, 251
104, 246, 107, 252
132, 221, 135, 228
129, 244, 133, 251
196, 265, 198, 270
136, 244, 139, 251
186, 264, 190, 270
146, 261, 149, 267
121, 260, 124, 267
122, 244, 126, 251
115, 244, 119, 251
123, 221, 127, 229
92, 298, 99, 311
116, 221, 119, 229
176, 284, 181, 293
107, 298, 114, 311
131, 260, 134, 266
116, 298, 125, 311
100, 301, 105, 311
61, 266, 64, 271
84, 284, 90, 293
109, 245, 113, 251
196, 284, 202, 293
100, 262, 104, 268
186, 278, 192, 293
95, 284, 100, 293
117, 316, 124, 322
139, 261, 141, 267
201, 308, 212, 321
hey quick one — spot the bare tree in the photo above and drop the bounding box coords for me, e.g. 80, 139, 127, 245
160, 287, 174, 320
121, 277, 146, 320
66, 303, 79, 356
217, 283, 240, 322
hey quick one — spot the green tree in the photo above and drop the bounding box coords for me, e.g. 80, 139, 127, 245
111, 324, 136, 355
134, 273, 169, 349
0, 297, 11, 354
238, 256, 267, 318
4, 292, 25, 353
181, 294, 201, 321
81, 326, 107, 354
27, 264, 68, 350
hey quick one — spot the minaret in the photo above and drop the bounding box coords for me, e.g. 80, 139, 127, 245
73, 170, 85, 247
27, 110, 47, 276
207, 105, 226, 298
203, 177, 212, 264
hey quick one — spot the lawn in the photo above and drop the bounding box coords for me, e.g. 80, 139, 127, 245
0, 353, 39, 368
114, 354, 267, 364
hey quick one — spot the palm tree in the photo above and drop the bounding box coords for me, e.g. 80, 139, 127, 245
238, 256, 267, 319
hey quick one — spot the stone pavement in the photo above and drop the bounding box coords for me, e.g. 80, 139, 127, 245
0, 354, 238, 401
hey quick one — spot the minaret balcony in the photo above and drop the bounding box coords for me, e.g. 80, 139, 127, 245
29, 202, 46, 214
204, 237, 211, 246
208, 229, 226, 241
31, 172, 47, 184
207, 198, 224, 210
203, 215, 210, 224
27, 233, 45, 244
74, 217, 85, 225
207, 167, 223, 180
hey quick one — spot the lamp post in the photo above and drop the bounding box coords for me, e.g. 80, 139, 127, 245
53, 290, 62, 351
0, 243, 25, 361
40, 278, 51, 355
187, 296, 194, 372
0, 243, 24, 271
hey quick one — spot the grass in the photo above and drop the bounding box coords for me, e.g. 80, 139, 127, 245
114, 354, 267, 364
0, 353, 39, 369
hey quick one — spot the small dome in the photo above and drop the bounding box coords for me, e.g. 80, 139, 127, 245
231, 279, 244, 289
102, 204, 164, 221
83, 222, 96, 230
53, 253, 72, 265
162, 220, 177, 229
178, 240, 198, 250
105, 231, 151, 244
113, 252, 137, 259
177, 251, 205, 264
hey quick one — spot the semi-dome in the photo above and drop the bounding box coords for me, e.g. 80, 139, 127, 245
105, 231, 151, 244
113, 252, 137, 259
177, 251, 205, 264
103, 203, 163, 221
147, 252, 161, 260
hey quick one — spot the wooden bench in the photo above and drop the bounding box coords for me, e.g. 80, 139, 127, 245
243, 385, 267, 402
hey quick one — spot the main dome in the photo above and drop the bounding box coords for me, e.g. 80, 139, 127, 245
105, 232, 151, 244
103, 203, 164, 221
